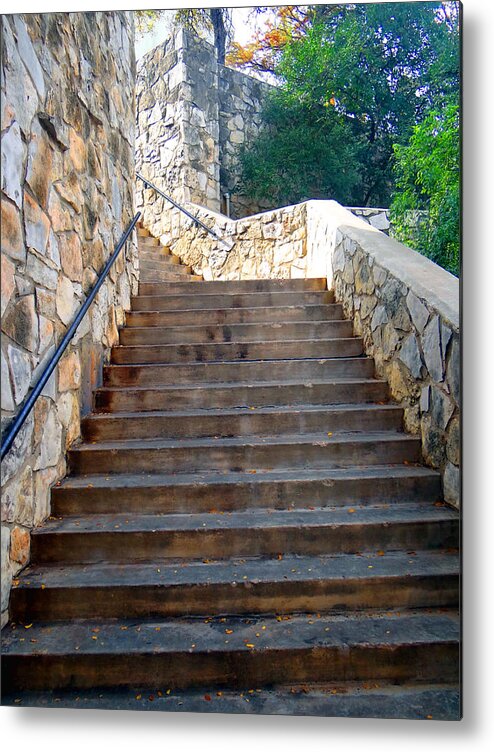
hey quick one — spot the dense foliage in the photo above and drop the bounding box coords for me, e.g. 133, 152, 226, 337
390, 98, 460, 275
236, 2, 460, 273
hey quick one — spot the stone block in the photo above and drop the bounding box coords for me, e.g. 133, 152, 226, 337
406, 290, 429, 333
1, 253, 16, 317
1, 465, 34, 526
421, 415, 445, 469
2, 294, 39, 353
26, 253, 58, 290
1, 198, 25, 262
446, 335, 460, 405
56, 276, 75, 326
1, 121, 25, 208
420, 385, 430, 414
13, 15, 45, 99
24, 191, 51, 255
446, 416, 460, 466
1, 350, 15, 412
430, 386, 455, 430
58, 350, 81, 391
0, 412, 34, 486
421, 316, 444, 383
398, 333, 423, 379
10, 524, 30, 573
69, 128, 87, 172
59, 232, 83, 281
370, 305, 388, 331
38, 315, 54, 355
1, 526, 11, 613
26, 126, 55, 209
35, 407, 62, 470
7, 344, 32, 404
443, 462, 460, 508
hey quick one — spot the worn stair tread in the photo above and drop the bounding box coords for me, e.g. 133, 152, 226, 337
97, 376, 385, 392
113, 335, 361, 350
85, 402, 401, 422
102, 357, 376, 387
70, 430, 418, 453
120, 320, 352, 339
0, 683, 461, 720
125, 303, 344, 323
2, 609, 459, 657
122, 319, 350, 332
56, 463, 441, 491
12, 550, 459, 591
139, 278, 327, 292
35, 502, 458, 536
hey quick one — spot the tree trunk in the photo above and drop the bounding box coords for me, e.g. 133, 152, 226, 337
210, 8, 226, 64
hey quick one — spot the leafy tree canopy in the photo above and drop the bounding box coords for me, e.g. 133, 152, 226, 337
390, 97, 460, 276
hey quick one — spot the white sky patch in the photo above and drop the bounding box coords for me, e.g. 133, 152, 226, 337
135, 6, 272, 60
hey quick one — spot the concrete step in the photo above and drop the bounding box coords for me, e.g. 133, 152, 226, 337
31, 503, 459, 565
110, 337, 364, 365
9, 550, 459, 621
94, 378, 388, 412
67, 432, 422, 475
0, 682, 461, 720
118, 320, 354, 346
82, 404, 403, 441
131, 289, 334, 311
139, 278, 327, 295
139, 253, 178, 266
137, 234, 159, 245
51, 465, 442, 516
1, 610, 460, 693
125, 303, 345, 327
139, 271, 198, 284
103, 357, 376, 388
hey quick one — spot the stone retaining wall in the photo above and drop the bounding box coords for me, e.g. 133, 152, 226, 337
135, 29, 272, 229
1, 11, 137, 626
160, 199, 460, 508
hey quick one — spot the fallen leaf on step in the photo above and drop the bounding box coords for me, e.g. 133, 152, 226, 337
204, 694, 211, 701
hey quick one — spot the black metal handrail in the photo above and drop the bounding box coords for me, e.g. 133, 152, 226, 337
136, 171, 232, 249
0, 213, 141, 461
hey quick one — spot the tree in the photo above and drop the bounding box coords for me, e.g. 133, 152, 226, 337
390, 98, 460, 276
238, 92, 364, 207
237, 2, 460, 208
135, 8, 232, 65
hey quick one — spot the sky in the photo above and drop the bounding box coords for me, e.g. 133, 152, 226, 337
135, 6, 270, 60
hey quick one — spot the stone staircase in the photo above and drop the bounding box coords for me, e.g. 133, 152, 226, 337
136, 225, 202, 283
1, 228, 460, 718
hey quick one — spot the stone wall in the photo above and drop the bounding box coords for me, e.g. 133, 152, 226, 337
1, 11, 137, 627
135, 29, 272, 237
160, 199, 460, 508
218, 65, 272, 218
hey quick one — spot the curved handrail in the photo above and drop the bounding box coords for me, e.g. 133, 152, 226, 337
136, 172, 232, 249
0, 213, 141, 461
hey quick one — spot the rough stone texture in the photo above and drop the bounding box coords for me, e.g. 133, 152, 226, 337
164, 197, 459, 510
1, 11, 137, 625
136, 31, 396, 240
328, 208, 460, 509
